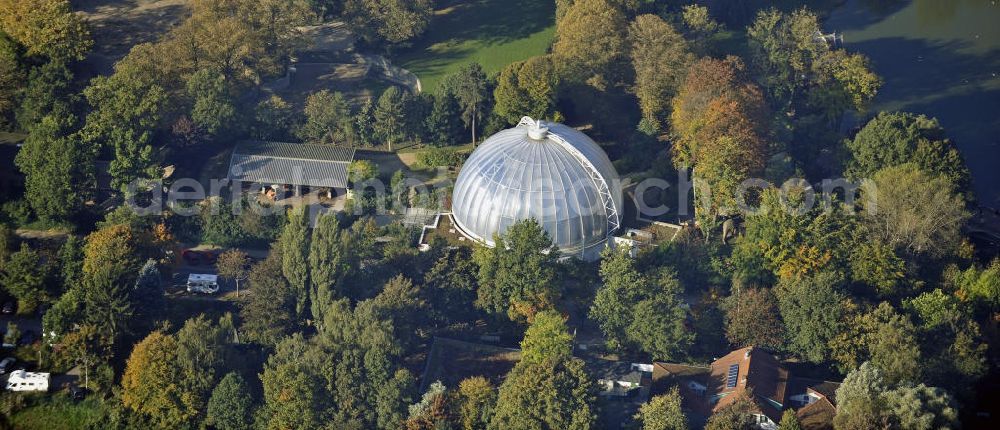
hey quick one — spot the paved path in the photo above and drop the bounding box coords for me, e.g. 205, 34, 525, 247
359, 54, 422, 93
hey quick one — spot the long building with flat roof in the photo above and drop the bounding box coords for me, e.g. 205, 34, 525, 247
227, 141, 356, 196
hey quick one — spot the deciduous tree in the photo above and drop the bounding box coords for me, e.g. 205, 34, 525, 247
16, 60, 76, 132
475, 219, 559, 321
0, 0, 92, 61
592, 247, 648, 349
280, 207, 311, 318
862, 164, 969, 259
308, 214, 348, 326
240, 250, 297, 345
591, 247, 692, 360
81, 223, 153, 343
493, 55, 560, 125
0, 32, 22, 127
405, 381, 450, 430
704, 391, 756, 430
884, 384, 959, 430
490, 334, 595, 429
456, 376, 495, 430
670, 56, 767, 220
440, 64, 490, 145
259, 334, 328, 429
833, 362, 890, 430
423, 247, 479, 324
637, 387, 689, 430
830, 303, 922, 386
206, 372, 254, 430
186, 68, 236, 135
343, 0, 433, 45
520, 310, 574, 364
746, 8, 826, 109
0, 243, 47, 310
175, 315, 229, 423
252, 94, 297, 140
552, 0, 627, 89
82, 68, 167, 192
951, 258, 1000, 311
15, 113, 91, 221
216, 249, 251, 298
847, 112, 970, 195
298, 90, 354, 144
777, 410, 802, 430
628, 14, 693, 132
724, 287, 785, 350
776, 271, 846, 363
121, 331, 194, 428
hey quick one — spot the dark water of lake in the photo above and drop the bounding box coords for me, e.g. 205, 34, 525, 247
824, 0, 1000, 205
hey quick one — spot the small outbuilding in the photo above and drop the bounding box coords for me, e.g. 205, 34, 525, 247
227, 141, 357, 200
5, 369, 50, 392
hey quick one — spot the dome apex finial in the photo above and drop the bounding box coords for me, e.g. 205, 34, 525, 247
520, 116, 549, 140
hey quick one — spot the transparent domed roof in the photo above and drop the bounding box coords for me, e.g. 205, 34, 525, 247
451, 117, 622, 259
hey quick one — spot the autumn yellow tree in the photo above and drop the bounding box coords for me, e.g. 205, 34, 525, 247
670, 56, 768, 223
0, 0, 92, 61
628, 14, 693, 133
122, 331, 198, 428
552, 0, 627, 89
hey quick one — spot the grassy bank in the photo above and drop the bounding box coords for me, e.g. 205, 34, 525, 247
394, 0, 556, 93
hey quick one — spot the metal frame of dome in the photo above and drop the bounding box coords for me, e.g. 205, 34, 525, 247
451, 116, 623, 259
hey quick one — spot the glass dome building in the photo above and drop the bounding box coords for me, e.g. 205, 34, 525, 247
451, 117, 623, 260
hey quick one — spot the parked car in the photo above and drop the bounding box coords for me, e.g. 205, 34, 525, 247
0, 357, 16, 374
1, 302, 14, 314
69, 385, 88, 401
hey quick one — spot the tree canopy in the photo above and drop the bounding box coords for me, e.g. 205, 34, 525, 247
628, 14, 693, 132
475, 219, 559, 321
0, 0, 92, 61
552, 0, 628, 89
847, 112, 971, 196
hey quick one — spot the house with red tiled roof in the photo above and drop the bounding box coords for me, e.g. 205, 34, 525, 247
652, 347, 840, 430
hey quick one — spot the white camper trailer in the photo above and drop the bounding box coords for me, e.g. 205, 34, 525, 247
186, 274, 220, 294
5, 369, 50, 392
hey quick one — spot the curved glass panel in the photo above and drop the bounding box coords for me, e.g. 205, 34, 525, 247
451, 120, 622, 259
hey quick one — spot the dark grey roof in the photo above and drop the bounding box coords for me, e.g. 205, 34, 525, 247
233, 141, 355, 162
592, 360, 645, 384
228, 141, 356, 188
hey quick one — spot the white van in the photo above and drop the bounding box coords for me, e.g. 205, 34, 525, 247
186, 274, 220, 294
5, 369, 49, 392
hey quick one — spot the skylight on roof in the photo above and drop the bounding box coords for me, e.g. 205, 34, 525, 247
726, 364, 739, 388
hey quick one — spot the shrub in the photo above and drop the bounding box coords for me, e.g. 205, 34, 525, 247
1, 199, 32, 226
418, 147, 468, 169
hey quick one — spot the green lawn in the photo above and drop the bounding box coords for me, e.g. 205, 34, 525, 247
394, 0, 556, 93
